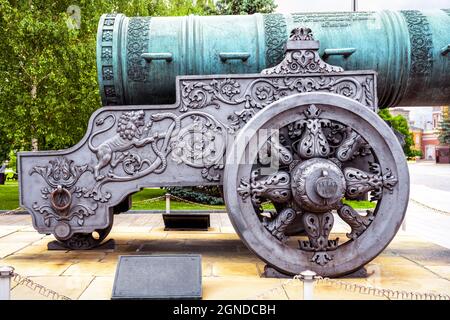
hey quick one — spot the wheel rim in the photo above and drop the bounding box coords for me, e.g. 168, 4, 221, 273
224, 93, 409, 277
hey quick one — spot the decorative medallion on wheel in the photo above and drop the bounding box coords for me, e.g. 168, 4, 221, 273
224, 93, 409, 277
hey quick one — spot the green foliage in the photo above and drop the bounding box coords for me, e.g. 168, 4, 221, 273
438, 115, 450, 145
0, 0, 216, 158
215, 0, 277, 15
166, 186, 224, 205
0, 128, 11, 164
378, 109, 414, 157
0, 0, 275, 203
7, 150, 17, 172
409, 149, 423, 158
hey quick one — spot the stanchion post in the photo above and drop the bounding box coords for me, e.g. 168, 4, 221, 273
0, 266, 14, 300
166, 193, 171, 214
300, 270, 316, 300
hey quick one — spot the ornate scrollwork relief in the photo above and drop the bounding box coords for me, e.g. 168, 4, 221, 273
336, 128, 369, 162
30, 157, 95, 228
180, 75, 375, 130
400, 11, 433, 76
263, 14, 288, 67
236, 104, 400, 266
344, 162, 398, 201
127, 17, 152, 82
291, 12, 375, 28
261, 27, 344, 75
263, 208, 297, 242
299, 212, 338, 266
85, 110, 229, 202
99, 14, 119, 105
295, 104, 331, 158
237, 169, 292, 208
337, 204, 374, 240
179, 27, 375, 129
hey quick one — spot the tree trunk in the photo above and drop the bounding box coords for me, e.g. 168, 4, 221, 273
31, 84, 38, 151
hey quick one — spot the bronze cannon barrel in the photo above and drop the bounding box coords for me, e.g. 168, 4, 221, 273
96, 10, 450, 107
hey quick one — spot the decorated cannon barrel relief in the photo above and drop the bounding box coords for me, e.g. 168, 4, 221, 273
19, 25, 410, 276
97, 10, 450, 107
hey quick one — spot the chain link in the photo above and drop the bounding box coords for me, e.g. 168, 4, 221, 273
132, 195, 167, 204
314, 275, 450, 300
410, 198, 450, 216
132, 194, 224, 209
247, 274, 450, 300
247, 276, 302, 300
0, 207, 23, 216
168, 194, 225, 209
12, 272, 71, 300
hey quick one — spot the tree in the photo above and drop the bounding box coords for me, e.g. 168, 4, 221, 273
438, 110, 450, 145
0, 0, 215, 161
378, 109, 414, 157
215, 0, 277, 15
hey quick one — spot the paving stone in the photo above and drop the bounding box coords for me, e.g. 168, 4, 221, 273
78, 276, 114, 300
202, 277, 286, 300
0, 231, 45, 243
212, 262, 260, 277
0, 227, 17, 238
63, 260, 117, 277
282, 278, 388, 300
424, 266, 450, 281
1, 259, 73, 276
369, 255, 420, 267
366, 276, 450, 297
0, 242, 31, 258
2, 211, 450, 300
13, 244, 52, 255
11, 275, 94, 300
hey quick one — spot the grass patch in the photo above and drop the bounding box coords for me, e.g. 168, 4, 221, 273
0, 181, 20, 210
0, 182, 376, 211
342, 199, 376, 209
131, 188, 225, 211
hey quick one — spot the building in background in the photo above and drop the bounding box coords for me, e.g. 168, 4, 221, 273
391, 106, 448, 161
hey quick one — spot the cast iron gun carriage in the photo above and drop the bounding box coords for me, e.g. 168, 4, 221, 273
18, 10, 450, 277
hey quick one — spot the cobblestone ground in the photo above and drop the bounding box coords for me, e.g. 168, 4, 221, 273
0, 202, 449, 300
0, 161, 448, 300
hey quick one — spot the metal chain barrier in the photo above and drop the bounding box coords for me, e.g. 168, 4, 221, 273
169, 194, 225, 209
132, 195, 167, 204
410, 198, 450, 216
168, 194, 272, 209
313, 275, 450, 300
247, 273, 450, 300
12, 272, 71, 300
247, 275, 302, 300
0, 207, 23, 216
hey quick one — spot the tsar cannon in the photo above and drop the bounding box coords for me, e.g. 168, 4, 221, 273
18, 10, 450, 277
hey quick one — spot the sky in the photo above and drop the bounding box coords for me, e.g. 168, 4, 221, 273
275, 0, 450, 13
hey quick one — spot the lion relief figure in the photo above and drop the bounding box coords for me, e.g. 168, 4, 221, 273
88, 110, 156, 180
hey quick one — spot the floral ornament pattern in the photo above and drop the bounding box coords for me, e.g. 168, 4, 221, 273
29, 157, 96, 227
236, 104, 398, 265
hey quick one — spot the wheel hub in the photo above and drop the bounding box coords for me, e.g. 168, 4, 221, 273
291, 158, 346, 213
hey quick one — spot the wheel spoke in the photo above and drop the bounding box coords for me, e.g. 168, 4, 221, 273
343, 162, 398, 201
263, 208, 297, 242
337, 202, 375, 240
237, 169, 292, 208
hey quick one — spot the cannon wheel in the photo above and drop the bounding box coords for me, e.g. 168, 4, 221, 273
223, 93, 409, 277
54, 215, 114, 250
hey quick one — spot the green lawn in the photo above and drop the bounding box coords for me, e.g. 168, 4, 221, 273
0, 181, 20, 210
0, 181, 375, 211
